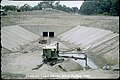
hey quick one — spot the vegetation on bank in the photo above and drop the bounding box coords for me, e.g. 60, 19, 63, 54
79, 0, 119, 16
1, 1, 78, 14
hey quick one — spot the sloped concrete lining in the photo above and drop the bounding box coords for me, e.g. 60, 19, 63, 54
57, 26, 118, 50
88, 33, 119, 50
1, 25, 40, 52
20, 25, 74, 36
58, 26, 81, 39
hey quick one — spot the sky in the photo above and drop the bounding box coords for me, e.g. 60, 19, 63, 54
1, 0, 84, 9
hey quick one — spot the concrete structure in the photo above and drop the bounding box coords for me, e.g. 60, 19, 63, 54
1, 25, 40, 52
2, 25, 118, 53
20, 24, 74, 37
57, 26, 119, 50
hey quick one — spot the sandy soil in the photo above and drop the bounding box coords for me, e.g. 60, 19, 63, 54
1, 9, 119, 79
2, 51, 119, 79
1, 50, 119, 79
1, 40, 119, 79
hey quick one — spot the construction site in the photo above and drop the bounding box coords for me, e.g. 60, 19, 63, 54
1, 9, 119, 79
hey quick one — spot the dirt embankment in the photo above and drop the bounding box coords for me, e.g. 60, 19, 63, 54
1, 10, 119, 79
1, 10, 119, 33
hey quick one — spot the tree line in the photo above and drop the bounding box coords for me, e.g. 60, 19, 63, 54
79, 0, 119, 16
1, 1, 78, 14
1, 0, 119, 16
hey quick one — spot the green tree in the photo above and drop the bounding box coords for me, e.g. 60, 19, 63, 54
79, 1, 96, 15
48, 1, 55, 8
2, 5, 17, 11
40, 1, 54, 9
71, 7, 78, 13
109, 0, 119, 16
32, 5, 39, 10
53, 1, 60, 9
37, 2, 43, 10
20, 4, 32, 11
79, 0, 119, 16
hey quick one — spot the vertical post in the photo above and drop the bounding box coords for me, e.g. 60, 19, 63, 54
85, 54, 87, 67
56, 43, 59, 56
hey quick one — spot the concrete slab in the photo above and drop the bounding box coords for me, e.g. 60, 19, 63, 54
57, 26, 118, 50
1, 25, 40, 51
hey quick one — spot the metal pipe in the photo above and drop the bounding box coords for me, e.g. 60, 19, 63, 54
59, 55, 86, 60
85, 54, 87, 67
56, 42, 59, 55
59, 52, 85, 54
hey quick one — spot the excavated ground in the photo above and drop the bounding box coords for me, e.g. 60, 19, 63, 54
1, 37, 119, 79
1, 10, 119, 79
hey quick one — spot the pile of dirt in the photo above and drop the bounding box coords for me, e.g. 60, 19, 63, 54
51, 59, 83, 72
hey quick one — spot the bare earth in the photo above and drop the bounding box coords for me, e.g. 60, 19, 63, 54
1, 10, 119, 79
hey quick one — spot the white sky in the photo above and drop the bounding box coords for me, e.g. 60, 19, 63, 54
1, 0, 84, 9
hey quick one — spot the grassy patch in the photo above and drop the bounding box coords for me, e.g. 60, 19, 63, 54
1, 10, 119, 33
